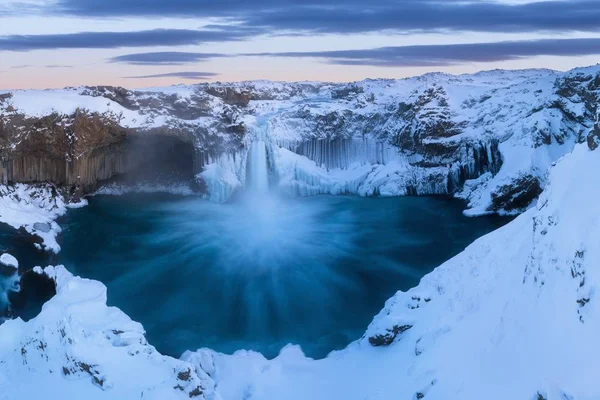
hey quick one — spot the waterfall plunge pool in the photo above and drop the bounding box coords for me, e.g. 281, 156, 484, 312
55, 192, 510, 359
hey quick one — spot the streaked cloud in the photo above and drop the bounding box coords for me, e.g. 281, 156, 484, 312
35, 0, 600, 35
110, 52, 229, 66
248, 38, 600, 67
0, 28, 259, 51
124, 71, 220, 80
114, 38, 600, 69
11, 64, 73, 69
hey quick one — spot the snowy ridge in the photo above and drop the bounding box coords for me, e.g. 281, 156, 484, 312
183, 143, 600, 400
0, 266, 220, 400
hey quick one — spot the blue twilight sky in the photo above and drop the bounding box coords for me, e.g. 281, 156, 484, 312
1, 0, 600, 89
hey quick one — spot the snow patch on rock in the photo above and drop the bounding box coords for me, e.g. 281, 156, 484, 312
0, 184, 68, 253
0, 253, 18, 269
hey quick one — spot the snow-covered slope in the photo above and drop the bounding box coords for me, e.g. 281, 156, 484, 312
0, 266, 219, 400
182, 142, 599, 400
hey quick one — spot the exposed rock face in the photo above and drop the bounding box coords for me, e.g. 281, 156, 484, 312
488, 175, 543, 213
368, 324, 413, 346
0, 109, 127, 189
205, 87, 251, 107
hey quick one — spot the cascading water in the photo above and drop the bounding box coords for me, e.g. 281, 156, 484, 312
246, 140, 270, 193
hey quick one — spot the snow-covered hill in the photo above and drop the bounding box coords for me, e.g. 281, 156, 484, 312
2, 65, 599, 214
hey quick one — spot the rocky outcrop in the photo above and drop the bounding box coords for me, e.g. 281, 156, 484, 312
368, 324, 413, 346
0, 110, 127, 191
488, 175, 543, 213
205, 87, 251, 107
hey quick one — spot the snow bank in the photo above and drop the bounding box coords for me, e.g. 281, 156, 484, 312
0, 253, 18, 269
0, 265, 220, 400
0, 184, 68, 253
184, 144, 600, 400
8, 89, 151, 129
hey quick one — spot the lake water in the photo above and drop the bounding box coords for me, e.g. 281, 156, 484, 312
55, 193, 510, 359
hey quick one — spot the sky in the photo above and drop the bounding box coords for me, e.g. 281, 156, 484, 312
1, 0, 600, 89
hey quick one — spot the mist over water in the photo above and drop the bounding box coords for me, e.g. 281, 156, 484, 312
58, 189, 509, 359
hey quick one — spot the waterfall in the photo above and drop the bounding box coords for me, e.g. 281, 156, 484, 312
246, 141, 270, 193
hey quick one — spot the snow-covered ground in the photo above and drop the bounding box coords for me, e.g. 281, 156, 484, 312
0, 266, 219, 400
0, 141, 596, 400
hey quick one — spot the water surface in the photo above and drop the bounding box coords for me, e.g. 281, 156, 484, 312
58, 193, 509, 359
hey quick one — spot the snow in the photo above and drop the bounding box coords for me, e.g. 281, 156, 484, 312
0, 265, 220, 400
0, 131, 588, 400
7, 89, 147, 128
183, 65, 595, 211
181, 143, 600, 400
0, 253, 18, 269
0, 184, 67, 253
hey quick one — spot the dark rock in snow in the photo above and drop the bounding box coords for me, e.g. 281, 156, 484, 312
368, 324, 413, 346
488, 175, 543, 213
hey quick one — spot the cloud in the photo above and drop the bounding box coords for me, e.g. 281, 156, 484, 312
44, 64, 74, 68
0, 28, 259, 51
248, 38, 600, 67
124, 71, 219, 80
43, 0, 600, 35
109, 52, 228, 65
11, 64, 73, 69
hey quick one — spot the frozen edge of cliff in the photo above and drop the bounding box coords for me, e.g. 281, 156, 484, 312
0, 184, 77, 253
0, 265, 220, 400
183, 143, 600, 400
